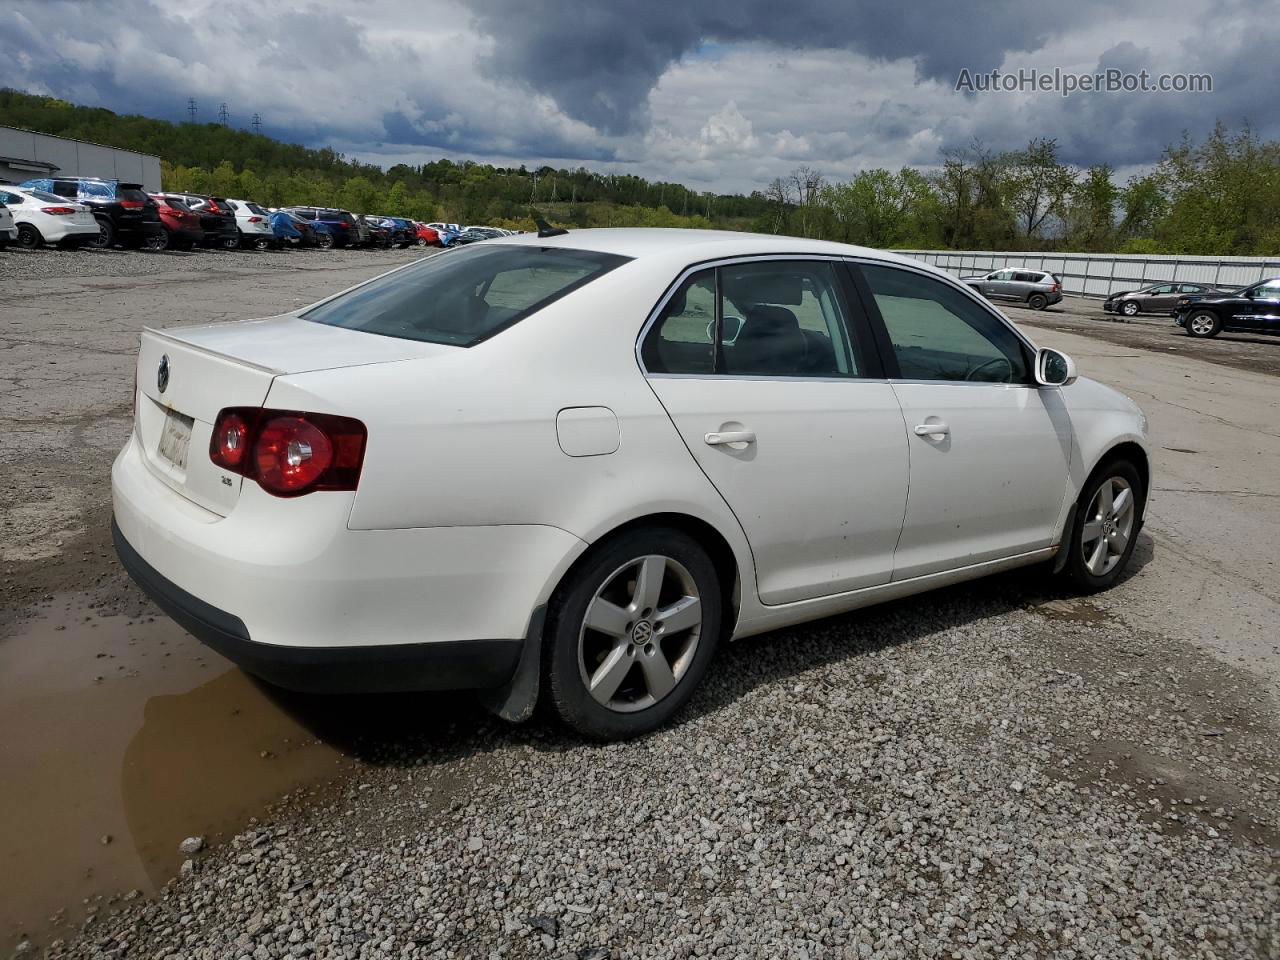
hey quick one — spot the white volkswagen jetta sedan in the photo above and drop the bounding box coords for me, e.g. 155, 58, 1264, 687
112, 229, 1149, 739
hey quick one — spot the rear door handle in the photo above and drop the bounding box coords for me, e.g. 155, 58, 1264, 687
913, 422, 950, 437
705, 430, 756, 446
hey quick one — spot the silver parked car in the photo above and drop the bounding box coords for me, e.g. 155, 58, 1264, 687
1103, 282, 1226, 317
962, 269, 1063, 310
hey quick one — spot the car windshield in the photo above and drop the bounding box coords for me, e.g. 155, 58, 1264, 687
304, 244, 630, 346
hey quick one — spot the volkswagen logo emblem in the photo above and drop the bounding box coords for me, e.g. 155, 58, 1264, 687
157, 354, 170, 393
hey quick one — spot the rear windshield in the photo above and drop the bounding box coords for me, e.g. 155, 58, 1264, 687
246, 202, 268, 215
119, 187, 150, 203
27, 189, 67, 203
304, 244, 630, 346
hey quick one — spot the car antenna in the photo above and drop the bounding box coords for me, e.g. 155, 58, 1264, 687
532, 211, 568, 238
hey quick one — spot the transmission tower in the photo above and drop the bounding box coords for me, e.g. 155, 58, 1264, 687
251, 113, 262, 134
218, 103, 229, 126
187, 98, 197, 122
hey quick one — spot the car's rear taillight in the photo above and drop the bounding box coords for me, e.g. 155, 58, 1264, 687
1051, 283, 1061, 292
121, 201, 144, 209
247, 216, 262, 223
41, 206, 78, 215
210, 407, 366, 497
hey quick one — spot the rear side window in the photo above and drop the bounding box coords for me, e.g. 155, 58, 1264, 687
79, 181, 115, 199
304, 244, 629, 346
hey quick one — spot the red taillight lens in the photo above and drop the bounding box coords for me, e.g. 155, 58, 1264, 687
210, 411, 250, 469
1052, 283, 1061, 292
41, 206, 77, 215
247, 216, 263, 223
209, 407, 366, 497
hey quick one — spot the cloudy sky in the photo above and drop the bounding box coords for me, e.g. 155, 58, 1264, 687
4, 0, 1274, 193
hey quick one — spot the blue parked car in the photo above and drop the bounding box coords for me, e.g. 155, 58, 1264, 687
270, 210, 320, 247
377, 216, 417, 248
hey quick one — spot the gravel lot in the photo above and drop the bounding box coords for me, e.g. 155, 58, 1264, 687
1, 247, 1277, 960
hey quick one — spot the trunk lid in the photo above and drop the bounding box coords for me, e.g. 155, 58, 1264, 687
135, 315, 454, 515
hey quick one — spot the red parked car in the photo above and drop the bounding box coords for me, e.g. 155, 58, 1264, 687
150, 194, 205, 251
414, 222, 441, 247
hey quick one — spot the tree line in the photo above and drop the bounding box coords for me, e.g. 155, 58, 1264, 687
768, 126, 1279, 256
2, 89, 1275, 253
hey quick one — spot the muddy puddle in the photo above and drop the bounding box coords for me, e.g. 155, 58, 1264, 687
0, 594, 352, 950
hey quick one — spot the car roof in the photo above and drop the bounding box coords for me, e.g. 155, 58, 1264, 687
488, 227, 928, 270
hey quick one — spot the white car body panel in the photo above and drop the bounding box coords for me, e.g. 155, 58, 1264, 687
0, 186, 98, 243
224, 198, 274, 237
111, 229, 1150, 697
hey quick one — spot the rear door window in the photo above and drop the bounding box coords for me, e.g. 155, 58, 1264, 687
305, 244, 629, 346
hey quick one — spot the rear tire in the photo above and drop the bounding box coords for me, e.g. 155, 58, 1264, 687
89, 217, 114, 249
1062, 459, 1144, 593
545, 527, 721, 741
16, 223, 42, 249
1028, 293, 1048, 310
253, 236, 271, 251
1185, 311, 1221, 338
143, 231, 169, 251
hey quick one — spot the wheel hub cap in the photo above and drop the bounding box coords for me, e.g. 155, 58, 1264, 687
630, 620, 653, 645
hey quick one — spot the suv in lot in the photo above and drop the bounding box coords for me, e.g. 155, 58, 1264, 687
283, 207, 363, 248
20, 177, 163, 249
1104, 282, 1225, 317
1174, 277, 1280, 339
166, 193, 240, 249
962, 269, 1063, 310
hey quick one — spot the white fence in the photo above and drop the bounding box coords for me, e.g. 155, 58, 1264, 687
891, 250, 1280, 299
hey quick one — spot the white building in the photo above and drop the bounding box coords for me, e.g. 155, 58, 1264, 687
0, 125, 161, 190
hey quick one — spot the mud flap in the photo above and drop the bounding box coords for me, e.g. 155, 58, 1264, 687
479, 606, 545, 723
1051, 503, 1077, 575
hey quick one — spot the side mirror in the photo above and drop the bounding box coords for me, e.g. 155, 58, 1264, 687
1035, 348, 1077, 387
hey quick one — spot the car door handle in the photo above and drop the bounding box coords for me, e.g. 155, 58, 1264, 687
704, 430, 756, 446
913, 422, 950, 437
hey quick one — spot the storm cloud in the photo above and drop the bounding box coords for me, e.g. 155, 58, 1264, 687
1, 0, 1275, 192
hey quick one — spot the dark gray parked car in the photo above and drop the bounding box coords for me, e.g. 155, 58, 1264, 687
961, 269, 1063, 310
1103, 282, 1226, 317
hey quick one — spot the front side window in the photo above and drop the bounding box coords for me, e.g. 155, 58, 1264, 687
642, 260, 862, 377
861, 264, 1029, 384
1254, 281, 1280, 299
305, 244, 629, 346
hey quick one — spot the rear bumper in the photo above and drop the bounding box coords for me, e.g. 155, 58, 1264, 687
110, 431, 585, 692
112, 518, 522, 693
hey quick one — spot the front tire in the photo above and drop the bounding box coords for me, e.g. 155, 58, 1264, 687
16, 223, 42, 249
545, 527, 722, 740
1185, 311, 1221, 338
1063, 459, 1144, 592
1121, 300, 1140, 317
316, 232, 335, 250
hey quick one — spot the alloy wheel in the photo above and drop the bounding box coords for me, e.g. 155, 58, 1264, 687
1080, 476, 1135, 577
1122, 301, 1139, 316
1189, 314, 1216, 336
578, 554, 702, 713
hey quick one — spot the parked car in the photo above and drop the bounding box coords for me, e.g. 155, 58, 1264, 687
149, 194, 204, 250
283, 207, 362, 248
270, 210, 319, 248
20, 177, 163, 249
962, 268, 1063, 310
1174, 277, 1280, 339
110, 230, 1150, 740
1104, 282, 1226, 317
0, 185, 100, 248
426, 221, 462, 245
454, 226, 505, 245
378, 216, 417, 248
166, 193, 240, 249
0, 198, 16, 248
225, 199, 277, 250
359, 215, 394, 248
414, 223, 441, 247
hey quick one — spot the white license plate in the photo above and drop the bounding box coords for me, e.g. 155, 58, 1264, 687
75, 212, 94, 224
158, 410, 194, 470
